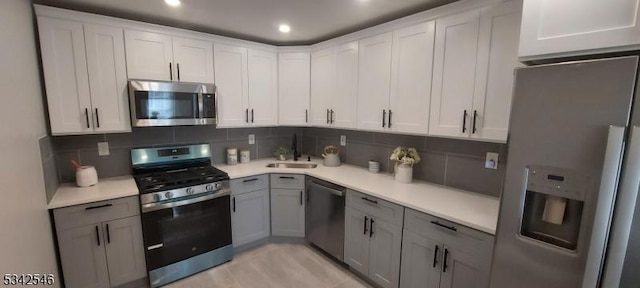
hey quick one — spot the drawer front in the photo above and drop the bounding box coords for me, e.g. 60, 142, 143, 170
404, 209, 494, 258
346, 189, 404, 226
231, 174, 269, 195
54, 196, 140, 231
270, 174, 305, 190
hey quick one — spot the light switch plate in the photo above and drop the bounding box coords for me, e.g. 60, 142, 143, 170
98, 142, 110, 156
340, 135, 346, 146
485, 152, 499, 169
248, 134, 255, 145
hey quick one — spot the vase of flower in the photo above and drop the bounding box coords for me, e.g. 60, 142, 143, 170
390, 146, 421, 183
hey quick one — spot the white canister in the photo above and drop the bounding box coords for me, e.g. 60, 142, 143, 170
227, 148, 238, 165
240, 150, 250, 164
368, 161, 380, 173
76, 165, 98, 187
394, 163, 413, 183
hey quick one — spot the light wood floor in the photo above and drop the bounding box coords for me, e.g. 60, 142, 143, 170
161, 242, 373, 288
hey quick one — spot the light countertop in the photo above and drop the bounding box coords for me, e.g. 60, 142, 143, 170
217, 158, 500, 235
47, 176, 139, 209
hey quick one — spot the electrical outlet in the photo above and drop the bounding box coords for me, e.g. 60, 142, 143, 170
340, 135, 346, 146
485, 152, 499, 169
98, 142, 110, 156
248, 134, 255, 145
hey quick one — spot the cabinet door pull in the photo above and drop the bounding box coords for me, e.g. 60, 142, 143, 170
232, 197, 236, 212
443, 248, 449, 273
430, 220, 457, 232
176, 63, 180, 81
85, 108, 90, 128
95, 108, 100, 128
279, 176, 295, 179
361, 197, 378, 205
305, 109, 308, 123
242, 178, 258, 183
330, 109, 334, 124
326, 109, 330, 124
245, 109, 249, 123
382, 110, 386, 127
85, 203, 113, 210
433, 245, 439, 268
251, 109, 255, 123
472, 110, 478, 134
369, 218, 375, 237
95, 226, 101, 246
462, 110, 468, 133
169, 62, 173, 81
105, 224, 111, 244
300, 191, 303, 206
364, 216, 368, 235
388, 110, 392, 128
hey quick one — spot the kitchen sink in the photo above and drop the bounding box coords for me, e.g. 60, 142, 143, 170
266, 163, 318, 169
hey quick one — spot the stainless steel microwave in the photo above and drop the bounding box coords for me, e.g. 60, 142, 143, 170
128, 80, 217, 127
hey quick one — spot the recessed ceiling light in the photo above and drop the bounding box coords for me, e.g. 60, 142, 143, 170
165, 0, 181, 7
279, 24, 291, 33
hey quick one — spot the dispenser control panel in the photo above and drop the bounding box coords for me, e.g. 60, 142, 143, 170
525, 166, 588, 201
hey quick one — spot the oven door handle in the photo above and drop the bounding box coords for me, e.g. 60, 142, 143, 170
141, 189, 231, 213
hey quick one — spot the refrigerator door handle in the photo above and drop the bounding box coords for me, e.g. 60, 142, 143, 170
600, 126, 640, 288
582, 125, 626, 288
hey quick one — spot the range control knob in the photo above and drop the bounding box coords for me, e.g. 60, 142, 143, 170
165, 191, 174, 199
214, 182, 222, 189
186, 188, 194, 195
153, 194, 162, 202
205, 184, 214, 191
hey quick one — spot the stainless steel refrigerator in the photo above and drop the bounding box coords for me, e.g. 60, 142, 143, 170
490, 56, 640, 288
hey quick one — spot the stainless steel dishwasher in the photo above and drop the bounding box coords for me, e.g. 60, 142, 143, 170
305, 176, 346, 261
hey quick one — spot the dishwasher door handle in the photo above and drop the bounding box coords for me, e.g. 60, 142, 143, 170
309, 181, 344, 196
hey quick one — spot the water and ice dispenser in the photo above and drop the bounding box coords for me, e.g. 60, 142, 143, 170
519, 166, 587, 251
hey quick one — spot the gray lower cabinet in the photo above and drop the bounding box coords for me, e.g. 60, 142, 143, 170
400, 209, 494, 288
344, 189, 404, 288
54, 196, 146, 288
230, 175, 271, 247
270, 174, 305, 237
231, 188, 271, 246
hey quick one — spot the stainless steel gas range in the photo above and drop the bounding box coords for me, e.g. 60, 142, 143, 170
131, 143, 233, 288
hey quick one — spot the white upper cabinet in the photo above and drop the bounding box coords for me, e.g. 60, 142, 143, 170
389, 22, 435, 135
310, 48, 335, 127
357, 33, 393, 131
332, 42, 359, 129
125, 30, 214, 82
38, 16, 130, 135
472, 1, 522, 142
429, 10, 481, 139
124, 30, 174, 81
172, 37, 215, 83
84, 24, 130, 133
214, 43, 249, 127
519, 0, 640, 60
278, 52, 310, 126
248, 49, 278, 126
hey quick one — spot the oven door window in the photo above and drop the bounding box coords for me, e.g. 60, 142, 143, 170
134, 91, 199, 120
141, 195, 231, 271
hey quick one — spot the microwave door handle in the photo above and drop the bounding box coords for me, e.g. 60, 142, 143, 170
197, 91, 204, 119
583, 125, 625, 288
600, 126, 640, 288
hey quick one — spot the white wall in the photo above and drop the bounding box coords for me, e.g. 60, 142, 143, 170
0, 0, 59, 285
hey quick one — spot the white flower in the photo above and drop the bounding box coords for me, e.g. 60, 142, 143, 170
389, 146, 421, 165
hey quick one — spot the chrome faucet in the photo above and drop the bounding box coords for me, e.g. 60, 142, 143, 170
292, 133, 300, 161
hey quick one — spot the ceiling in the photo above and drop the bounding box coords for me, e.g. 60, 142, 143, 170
34, 0, 458, 45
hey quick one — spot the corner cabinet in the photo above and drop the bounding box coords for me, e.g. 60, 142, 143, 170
230, 175, 271, 247
429, 0, 521, 142
278, 52, 310, 126
37, 16, 130, 135
53, 196, 146, 288
519, 0, 640, 61
344, 190, 404, 288
124, 30, 214, 83
400, 209, 494, 288
214, 44, 278, 127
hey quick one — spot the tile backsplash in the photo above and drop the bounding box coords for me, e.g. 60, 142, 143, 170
302, 127, 508, 197
45, 126, 506, 198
